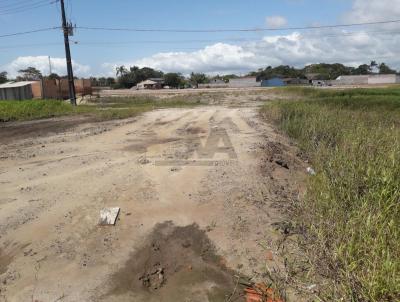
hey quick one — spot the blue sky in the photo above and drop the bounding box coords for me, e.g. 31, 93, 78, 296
1, 0, 399, 77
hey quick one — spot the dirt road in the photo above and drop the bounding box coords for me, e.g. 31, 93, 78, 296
0, 103, 306, 301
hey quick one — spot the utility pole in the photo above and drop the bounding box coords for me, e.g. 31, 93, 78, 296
60, 0, 76, 106
48, 56, 52, 75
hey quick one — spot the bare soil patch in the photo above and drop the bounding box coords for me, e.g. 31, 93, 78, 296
107, 222, 242, 302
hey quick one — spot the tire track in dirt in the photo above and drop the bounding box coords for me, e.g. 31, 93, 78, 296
0, 106, 308, 302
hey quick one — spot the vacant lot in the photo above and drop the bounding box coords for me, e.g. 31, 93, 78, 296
263, 87, 400, 301
1, 87, 397, 302
0, 90, 309, 302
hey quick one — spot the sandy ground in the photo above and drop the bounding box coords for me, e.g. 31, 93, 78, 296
0, 97, 308, 301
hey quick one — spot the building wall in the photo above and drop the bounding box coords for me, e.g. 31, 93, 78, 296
336, 76, 369, 85
39, 79, 93, 99
74, 79, 92, 95
30, 81, 43, 98
335, 74, 400, 86
368, 74, 397, 85
229, 77, 260, 88
0, 85, 33, 100
261, 78, 285, 87
198, 83, 229, 89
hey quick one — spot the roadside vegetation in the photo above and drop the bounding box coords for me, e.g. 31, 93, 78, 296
0, 96, 203, 122
262, 87, 400, 301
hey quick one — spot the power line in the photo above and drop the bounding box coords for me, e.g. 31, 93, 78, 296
0, 42, 62, 49
1, 28, 399, 48
0, 0, 44, 9
76, 19, 400, 33
1, 19, 400, 39
70, 29, 400, 45
0, 26, 60, 38
0, 0, 58, 15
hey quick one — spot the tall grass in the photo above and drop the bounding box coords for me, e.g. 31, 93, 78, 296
262, 88, 400, 301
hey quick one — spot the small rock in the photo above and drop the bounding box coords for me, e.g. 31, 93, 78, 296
275, 159, 289, 169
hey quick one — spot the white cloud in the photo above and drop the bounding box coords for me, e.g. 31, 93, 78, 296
6, 0, 399, 77
105, 29, 399, 75
100, 0, 400, 76
266, 16, 288, 28
344, 0, 400, 23
134, 43, 256, 75
3, 56, 91, 78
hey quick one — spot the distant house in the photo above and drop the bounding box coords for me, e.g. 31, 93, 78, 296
335, 74, 400, 85
148, 78, 165, 84
228, 77, 260, 88
137, 79, 163, 90
261, 78, 286, 87
0, 81, 36, 100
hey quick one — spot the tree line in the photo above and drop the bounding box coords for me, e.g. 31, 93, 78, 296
249, 61, 397, 81
0, 61, 398, 88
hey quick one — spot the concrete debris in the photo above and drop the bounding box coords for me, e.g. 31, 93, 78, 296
99, 207, 120, 226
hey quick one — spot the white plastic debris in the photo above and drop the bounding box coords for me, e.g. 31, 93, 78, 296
306, 284, 317, 291
99, 207, 120, 226
306, 167, 316, 176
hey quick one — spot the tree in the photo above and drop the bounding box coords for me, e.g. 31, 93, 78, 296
116, 66, 164, 88
303, 63, 353, 80
17, 67, 42, 80
0, 71, 7, 84
378, 63, 396, 74
116, 65, 127, 77
48, 73, 60, 80
369, 61, 379, 73
353, 64, 371, 75
164, 73, 183, 88
190, 73, 209, 87
106, 77, 116, 86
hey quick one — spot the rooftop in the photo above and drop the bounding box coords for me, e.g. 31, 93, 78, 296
0, 81, 37, 88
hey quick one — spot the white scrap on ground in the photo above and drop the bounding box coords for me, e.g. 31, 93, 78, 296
99, 207, 121, 226
306, 167, 316, 176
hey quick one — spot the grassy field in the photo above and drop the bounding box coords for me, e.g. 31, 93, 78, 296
262, 88, 400, 301
0, 96, 202, 122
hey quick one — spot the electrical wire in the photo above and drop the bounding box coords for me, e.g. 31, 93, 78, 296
0, 26, 60, 38
0, 0, 44, 9
0, 42, 61, 49
76, 19, 400, 33
68, 29, 400, 46
0, 0, 58, 15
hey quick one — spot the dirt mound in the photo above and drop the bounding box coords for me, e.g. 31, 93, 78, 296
107, 222, 243, 301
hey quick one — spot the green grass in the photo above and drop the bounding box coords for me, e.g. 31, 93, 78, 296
0, 96, 203, 122
0, 100, 85, 122
262, 88, 400, 301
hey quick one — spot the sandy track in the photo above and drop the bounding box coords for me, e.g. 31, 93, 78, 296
0, 105, 305, 301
